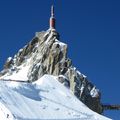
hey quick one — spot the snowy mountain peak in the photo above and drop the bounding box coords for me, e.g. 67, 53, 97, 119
0, 30, 111, 119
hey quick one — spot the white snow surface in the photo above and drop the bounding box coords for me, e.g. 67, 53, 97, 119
0, 73, 111, 120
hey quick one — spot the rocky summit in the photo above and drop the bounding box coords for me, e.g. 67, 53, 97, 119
0, 29, 103, 114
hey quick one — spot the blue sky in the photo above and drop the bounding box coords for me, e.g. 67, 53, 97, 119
0, 0, 120, 119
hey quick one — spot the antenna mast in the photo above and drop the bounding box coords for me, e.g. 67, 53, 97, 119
49, 5, 56, 29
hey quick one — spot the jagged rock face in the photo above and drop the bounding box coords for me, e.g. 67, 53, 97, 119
27, 30, 70, 80
0, 30, 103, 113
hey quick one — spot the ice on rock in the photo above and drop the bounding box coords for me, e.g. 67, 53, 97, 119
90, 87, 99, 98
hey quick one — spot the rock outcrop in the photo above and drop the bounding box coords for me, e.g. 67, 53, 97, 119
0, 29, 103, 113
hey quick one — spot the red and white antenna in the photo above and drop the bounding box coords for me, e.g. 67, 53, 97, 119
50, 5, 56, 29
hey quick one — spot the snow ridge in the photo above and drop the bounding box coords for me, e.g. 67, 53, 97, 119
0, 75, 111, 120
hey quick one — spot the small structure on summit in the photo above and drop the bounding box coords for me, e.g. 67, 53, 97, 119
49, 5, 56, 29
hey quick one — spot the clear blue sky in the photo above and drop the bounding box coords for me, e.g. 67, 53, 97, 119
0, 0, 120, 119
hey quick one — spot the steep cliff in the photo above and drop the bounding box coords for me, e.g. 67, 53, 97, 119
0, 29, 103, 113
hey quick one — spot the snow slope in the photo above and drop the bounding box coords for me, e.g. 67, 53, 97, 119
0, 74, 111, 120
